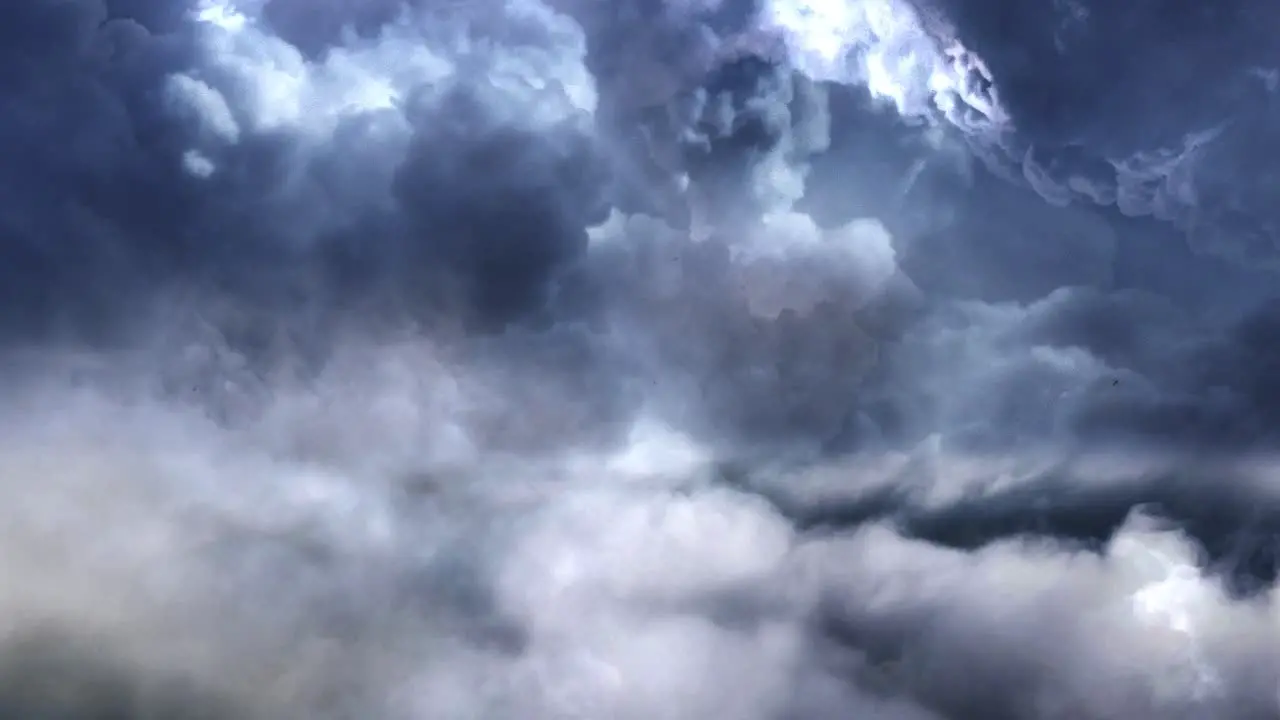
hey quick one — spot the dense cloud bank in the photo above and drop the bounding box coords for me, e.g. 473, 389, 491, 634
3, 0, 1280, 718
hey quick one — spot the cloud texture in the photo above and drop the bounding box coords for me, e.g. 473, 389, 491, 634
3, 0, 1280, 718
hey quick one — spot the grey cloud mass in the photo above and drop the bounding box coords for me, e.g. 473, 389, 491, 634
2, 0, 1280, 718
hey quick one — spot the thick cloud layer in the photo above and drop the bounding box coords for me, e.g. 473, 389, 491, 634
3, 0, 1280, 718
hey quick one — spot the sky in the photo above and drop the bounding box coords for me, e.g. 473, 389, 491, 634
2, 0, 1280, 718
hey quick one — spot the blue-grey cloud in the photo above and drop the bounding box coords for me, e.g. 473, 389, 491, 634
3, 1, 1280, 718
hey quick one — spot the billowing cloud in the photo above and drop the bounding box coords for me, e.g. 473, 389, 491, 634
2, 0, 1280, 718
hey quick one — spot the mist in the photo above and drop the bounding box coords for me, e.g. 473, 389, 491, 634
1, 0, 1280, 717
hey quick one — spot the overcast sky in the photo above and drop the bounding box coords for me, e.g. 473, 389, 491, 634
1, 1, 1279, 718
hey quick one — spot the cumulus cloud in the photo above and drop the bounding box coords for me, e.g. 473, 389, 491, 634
3, 0, 1280, 718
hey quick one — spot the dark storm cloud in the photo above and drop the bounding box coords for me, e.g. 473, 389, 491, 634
0, 0, 618, 344
904, 0, 1280, 264
6, 0, 1280, 719
0, 0, 199, 339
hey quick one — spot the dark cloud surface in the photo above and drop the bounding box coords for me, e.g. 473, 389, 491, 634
2, 0, 1280, 718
